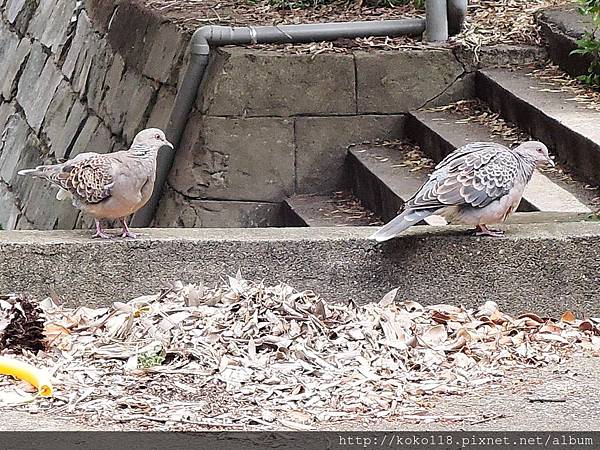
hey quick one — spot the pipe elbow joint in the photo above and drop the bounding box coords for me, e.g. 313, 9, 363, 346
191, 25, 251, 55
191, 26, 219, 55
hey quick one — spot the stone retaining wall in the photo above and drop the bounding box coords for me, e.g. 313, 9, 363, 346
155, 45, 470, 226
1, 223, 599, 314
0, 0, 477, 230
0, 0, 184, 230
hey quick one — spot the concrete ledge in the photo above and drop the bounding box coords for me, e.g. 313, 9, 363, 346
1, 225, 600, 314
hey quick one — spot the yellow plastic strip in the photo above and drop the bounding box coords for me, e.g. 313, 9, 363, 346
0, 356, 53, 397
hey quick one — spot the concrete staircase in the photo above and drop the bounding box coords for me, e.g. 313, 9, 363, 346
285, 66, 599, 230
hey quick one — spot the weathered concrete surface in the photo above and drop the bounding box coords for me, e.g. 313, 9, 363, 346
408, 109, 592, 213
537, 6, 596, 78
456, 44, 548, 73
0, 412, 97, 431
283, 194, 377, 227
348, 145, 428, 222
168, 115, 295, 202
1, 224, 600, 314
199, 49, 356, 117
477, 68, 600, 187
356, 50, 466, 113
294, 115, 405, 193
155, 189, 282, 228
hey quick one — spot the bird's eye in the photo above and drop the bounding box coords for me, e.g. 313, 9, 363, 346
537, 148, 544, 153
155, 134, 161, 140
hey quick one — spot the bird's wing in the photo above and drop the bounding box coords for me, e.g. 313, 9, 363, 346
55, 154, 115, 204
434, 142, 509, 170
407, 144, 520, 210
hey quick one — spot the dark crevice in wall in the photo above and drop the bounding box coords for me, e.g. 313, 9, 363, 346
63, 112, 90, 160
139, 86, 161, 133
292, 118, 298, 194
352, 53, 359, 115
168, 183, 279, 205
7, 49, 32, 103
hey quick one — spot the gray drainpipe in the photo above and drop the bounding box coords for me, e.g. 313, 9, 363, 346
447, 0, 468, 36
133, 5, 467, 227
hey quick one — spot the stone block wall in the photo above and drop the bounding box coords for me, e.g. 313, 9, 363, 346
153, 46, 468, 227
0, 0, 469, 230
0, 0, 186, 231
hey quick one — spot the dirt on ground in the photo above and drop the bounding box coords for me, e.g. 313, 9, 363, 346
139, 0, 421, 29
3, 355, 600, 431
134, 0, 573, 55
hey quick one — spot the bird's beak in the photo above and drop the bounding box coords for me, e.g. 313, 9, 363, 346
547, 155, 555, 167
164, 140, 174, 149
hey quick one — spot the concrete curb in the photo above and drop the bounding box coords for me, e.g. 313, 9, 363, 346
1, 224, 599, 314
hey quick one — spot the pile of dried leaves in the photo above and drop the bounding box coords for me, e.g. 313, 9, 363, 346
140, 0, 571, 54
141, 0, 421, 29
1, 276, 599, 429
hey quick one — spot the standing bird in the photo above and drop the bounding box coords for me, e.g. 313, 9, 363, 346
18, 128, 173, 239
369, 141, 555, 242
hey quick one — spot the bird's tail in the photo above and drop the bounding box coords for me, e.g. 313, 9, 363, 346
18, 164, 61, 179
369, 208, 437, 242
17, 167, 44, 177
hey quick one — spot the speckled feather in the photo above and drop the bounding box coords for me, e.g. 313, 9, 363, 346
369, 140, 551, 242
408, 143, 520, 211
48, 155, 115, 205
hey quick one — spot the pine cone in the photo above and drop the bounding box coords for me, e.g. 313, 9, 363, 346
0, 295, 46, 352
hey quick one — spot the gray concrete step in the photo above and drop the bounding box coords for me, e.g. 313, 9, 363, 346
283, 193, 381, 227
408, 107, 592, 214
536, 6, 596, 79
347, 143, 446, 225
476, 68, 600, 187
2, 226, 600, 314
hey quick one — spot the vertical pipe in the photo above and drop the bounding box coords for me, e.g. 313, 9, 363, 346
447, 0, 467, 36
132, 53, 210, 227
425, 0, 449, 42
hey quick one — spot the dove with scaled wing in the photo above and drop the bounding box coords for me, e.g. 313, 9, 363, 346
370, 141, 555, 242
18, 128, 173, 239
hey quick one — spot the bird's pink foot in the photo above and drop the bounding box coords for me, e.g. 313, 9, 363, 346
93, 220, 112, 239
120, 219, 137, 239
473, 224, 505, 237
92, 230, 113, 239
